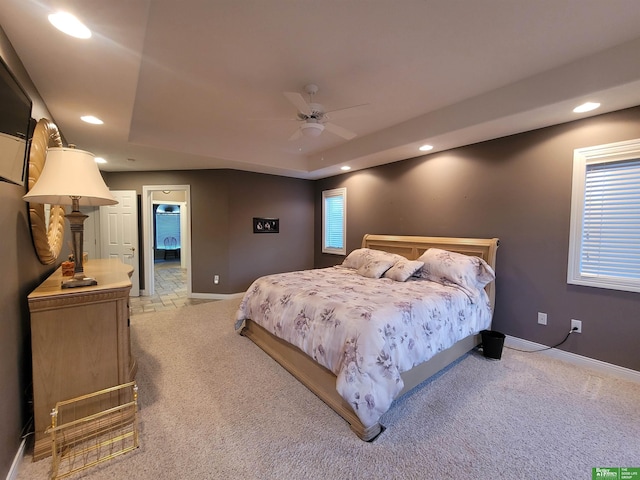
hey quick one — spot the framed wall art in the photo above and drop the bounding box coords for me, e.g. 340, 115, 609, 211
253, 217, 279, 234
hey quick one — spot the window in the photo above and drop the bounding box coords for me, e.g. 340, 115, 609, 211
155, 204, 181, 249
322, 188, 346, 255
568, 138, 640, 293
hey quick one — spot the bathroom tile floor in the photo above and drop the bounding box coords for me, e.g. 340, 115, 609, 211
129, 260, 215, 316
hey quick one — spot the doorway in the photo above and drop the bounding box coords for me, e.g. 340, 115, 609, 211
142, 185, 191, 297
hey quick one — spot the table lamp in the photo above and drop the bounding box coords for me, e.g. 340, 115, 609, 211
23, 146, 118, 288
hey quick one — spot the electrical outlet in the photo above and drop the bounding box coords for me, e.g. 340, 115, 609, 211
571, 319, 582, 333
537, 312, 547, 325
214, 275, 219, 284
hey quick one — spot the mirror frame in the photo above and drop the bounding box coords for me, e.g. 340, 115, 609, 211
26, 119, 66, 265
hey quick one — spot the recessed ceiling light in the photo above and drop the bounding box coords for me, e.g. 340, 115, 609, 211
419, 144, 434, 152
81, 115, 103, 125
573, 102, 600, 113
94, 157, 107, 164
48, 12, 91, 39
341, 166, 351, 171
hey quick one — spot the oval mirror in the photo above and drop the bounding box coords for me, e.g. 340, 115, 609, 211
26, 119, 66, 265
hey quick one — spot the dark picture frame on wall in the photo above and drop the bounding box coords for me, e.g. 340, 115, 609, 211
0, 57, 33, 186
253, 217, 279, 233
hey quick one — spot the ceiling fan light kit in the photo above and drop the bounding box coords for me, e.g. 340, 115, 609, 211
283, 83, 363, 141
300, 122, 325, 137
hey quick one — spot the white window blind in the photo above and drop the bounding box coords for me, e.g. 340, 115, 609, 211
568, 138, 640, 293
322, 188, 346, 255
581, 160, 640, 279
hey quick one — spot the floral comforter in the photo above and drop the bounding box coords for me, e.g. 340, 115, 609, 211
234, 266, 493, 428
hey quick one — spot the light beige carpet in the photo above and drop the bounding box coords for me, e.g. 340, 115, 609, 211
16, 298, 640, 479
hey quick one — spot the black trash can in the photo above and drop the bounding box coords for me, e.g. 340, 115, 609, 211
481, 330, 505, 360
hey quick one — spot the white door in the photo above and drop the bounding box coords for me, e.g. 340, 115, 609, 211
100, 190, 140, 296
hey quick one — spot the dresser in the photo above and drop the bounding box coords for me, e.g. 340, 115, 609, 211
28, 259, 136, 460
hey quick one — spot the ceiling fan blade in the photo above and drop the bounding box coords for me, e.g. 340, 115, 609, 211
249, 116, 299, 121
324, 103, 370, 120
283, 92, 312, 115
288, 128, 303, 141
324, 122, 357, 140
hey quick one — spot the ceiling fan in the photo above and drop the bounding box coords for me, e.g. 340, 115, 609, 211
283, 84, 368, 141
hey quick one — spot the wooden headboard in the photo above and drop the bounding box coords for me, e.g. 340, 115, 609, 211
361, 234, 500, 309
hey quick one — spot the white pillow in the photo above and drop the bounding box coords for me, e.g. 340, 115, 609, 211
342, 248, 404, 270
383, 259, 424, 282
417, 248, 495, 301
357, 256, 399, 278
350, 249, 404, 278
341, 248, 374, 270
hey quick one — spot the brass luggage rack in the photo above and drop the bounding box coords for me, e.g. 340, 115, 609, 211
47, 382, 139, 479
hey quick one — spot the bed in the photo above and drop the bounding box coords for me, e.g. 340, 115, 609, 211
235, 234, 499, 441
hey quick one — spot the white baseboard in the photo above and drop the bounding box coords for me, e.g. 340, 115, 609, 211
505, 335, 640, 383
6, 438, 26, 480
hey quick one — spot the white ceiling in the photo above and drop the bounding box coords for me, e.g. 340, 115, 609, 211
2, 0, 640, 180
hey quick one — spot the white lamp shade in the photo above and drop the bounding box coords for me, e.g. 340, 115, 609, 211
23, 147, 117, 206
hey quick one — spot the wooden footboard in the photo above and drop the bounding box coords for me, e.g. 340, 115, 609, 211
241, 319, 383, 441
241, 319, 480, 441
